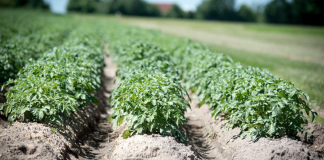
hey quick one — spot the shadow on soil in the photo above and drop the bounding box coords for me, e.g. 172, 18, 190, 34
69, 68, 118, 159
184, 122, 215, 160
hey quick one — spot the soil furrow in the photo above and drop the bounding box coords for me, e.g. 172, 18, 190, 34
185, 94, 231, 160
69, 48, 119, 159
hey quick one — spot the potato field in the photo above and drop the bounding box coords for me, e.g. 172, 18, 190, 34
0, 9, 323, 160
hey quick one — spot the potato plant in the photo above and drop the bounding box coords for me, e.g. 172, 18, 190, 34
116, 56, 179, 80
108, 39, 191, 142
1, 27, 103, 125
0, 12, 74, 84
110, 41, 168, 65
109, 71, 190, 142
200, 65, 317, 139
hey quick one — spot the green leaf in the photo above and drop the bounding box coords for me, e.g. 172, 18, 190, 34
122, 130, 130, 139
107, 116, 113, 122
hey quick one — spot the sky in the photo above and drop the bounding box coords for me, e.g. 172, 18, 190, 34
45, 0, 272, 14
45, 0, 69, 14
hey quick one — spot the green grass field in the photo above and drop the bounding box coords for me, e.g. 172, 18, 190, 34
112, 17, 324, 117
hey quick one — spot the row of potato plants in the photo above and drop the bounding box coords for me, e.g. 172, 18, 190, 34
1, 25, 104, 125
0, 11, 75, 84
107, 40, 190, 142
105, 24, 317, 139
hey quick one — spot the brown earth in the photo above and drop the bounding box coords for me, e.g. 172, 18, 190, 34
108, 134, 198, 160
301, 123, 324, 155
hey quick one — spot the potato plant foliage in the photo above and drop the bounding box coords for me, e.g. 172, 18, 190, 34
107, 39, 190, 142
1, 27, 103, 125
170, 41, 316, 139
201, 65, 316, 139
0, 12, 74, 84
109, 71, 190, 142
104, 25, 317, 139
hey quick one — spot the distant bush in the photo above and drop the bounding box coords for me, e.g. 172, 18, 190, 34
265, 0, 324, 25
0, 0, 49, 9
165, 4, 184, 18
108, 0, 160, 16
67, 0, 96, 13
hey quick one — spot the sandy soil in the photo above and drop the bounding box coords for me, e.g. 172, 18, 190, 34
108, 134, 198, 160
0, 92, 104, 160
185, 93, 231, 160
66, 49, 119, 160
301, 123, 324, 155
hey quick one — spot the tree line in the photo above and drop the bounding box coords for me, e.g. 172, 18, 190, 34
0, 0, 323, 26
0, 0, 49, 9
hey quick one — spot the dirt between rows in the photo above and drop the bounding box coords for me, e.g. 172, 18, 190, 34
0, 54, 323, 160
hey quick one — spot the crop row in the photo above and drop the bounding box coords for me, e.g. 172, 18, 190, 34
107, 41, 190, 142
105, 24, 317, 139
1, 25, 103, 125
0, 12, 75, 84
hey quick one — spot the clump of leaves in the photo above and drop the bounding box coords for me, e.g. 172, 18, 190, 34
0, 16, 74, 84
110, 41, 169, 66
109, 71, 190, 143
181, 49, 233, 92
116, 56, 179, 80
200, 65, 317, 139
1, 29, 103, 125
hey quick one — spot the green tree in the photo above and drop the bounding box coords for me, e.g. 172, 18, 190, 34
67, 0, 96, 13
264, 0, 292, 24
93, 1, 110, 14
265, 0, 324, 25
145, 3, 160, 17
185, 11, 195, 19
291, 0, 324, 25
166, 4, 184, 18
196, 0, 238, 21
0, 0, 49, 9
237, 4, 257, 22
108, 0, 160, 16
